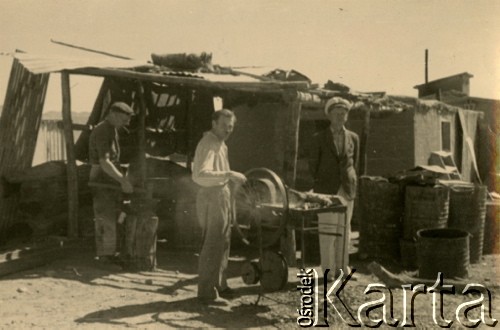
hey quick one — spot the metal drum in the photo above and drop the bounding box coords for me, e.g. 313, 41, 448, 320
403, 185, 449, 240
448, 184, 487, 263
417, 228, 470, 279
359, 177, 403, 260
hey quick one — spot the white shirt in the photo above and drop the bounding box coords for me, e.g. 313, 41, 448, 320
192, 131, 231, 187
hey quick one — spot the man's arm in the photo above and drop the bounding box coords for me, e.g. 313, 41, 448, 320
99, 157, 133, 193
193, 142, 246, 186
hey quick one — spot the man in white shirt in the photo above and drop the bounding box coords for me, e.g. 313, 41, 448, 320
192, 109, 246, 305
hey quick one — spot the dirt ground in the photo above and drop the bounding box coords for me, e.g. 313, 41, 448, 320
0, 234, 498, 329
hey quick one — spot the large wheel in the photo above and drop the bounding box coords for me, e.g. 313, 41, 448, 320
233, 168, 288, 248
260, 250, 288, 292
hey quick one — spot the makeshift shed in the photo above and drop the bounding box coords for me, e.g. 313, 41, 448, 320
0, 52, 309, 248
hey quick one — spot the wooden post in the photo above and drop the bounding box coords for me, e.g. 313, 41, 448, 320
61, 71, 78, 238
358, 106, 371, 175
281, 93, 302, 267
135, 81, 148, 189
282, 95, 302, 187
185, 89, 195, 170
124, 81, 158, 271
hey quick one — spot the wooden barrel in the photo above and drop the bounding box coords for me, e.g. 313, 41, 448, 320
123, 198, 159, 271
448, 184, 487, 263
359, 177, 403, 260
403, 185, 449, 240
417, 228, 470, 279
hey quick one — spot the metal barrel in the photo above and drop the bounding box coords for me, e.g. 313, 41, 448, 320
417, 228, 470, 279
359, 177, 403, 260
403, 185, 449, 240
448, 184, 487, 263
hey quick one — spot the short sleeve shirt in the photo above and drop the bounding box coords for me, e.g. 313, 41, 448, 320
89, 120, 120, 165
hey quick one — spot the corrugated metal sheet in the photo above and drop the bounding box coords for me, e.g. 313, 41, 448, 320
0, 59, 49, 233
14, 53, 151, 74
33, 120, 69, 165
13, 53, 307, 87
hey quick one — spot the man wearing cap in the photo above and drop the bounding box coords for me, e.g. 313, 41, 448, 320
192, 109, 246, 305
308, 97, 359, 280
89, 102, 135, 261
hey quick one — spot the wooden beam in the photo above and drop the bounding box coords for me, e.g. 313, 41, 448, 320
61, 71, 79, 238
185, 89, 194, 169
358, 106, 371, 176
280, 99, 302, 268
51, 39, 132, 60
282, 100, 302, 187
56, 122, 93, 131
135, 82, 148, 190
0, 238, 74, 277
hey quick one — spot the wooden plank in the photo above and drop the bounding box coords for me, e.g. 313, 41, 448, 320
61, 71, 79, 238
0, 239, 71, 277
0, 248, 61, 277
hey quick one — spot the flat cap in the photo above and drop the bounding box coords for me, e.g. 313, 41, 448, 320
110, 102, 134, 115
324, 97, 352, 115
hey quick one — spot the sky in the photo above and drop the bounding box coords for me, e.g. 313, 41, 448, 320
0, 0, 499, 112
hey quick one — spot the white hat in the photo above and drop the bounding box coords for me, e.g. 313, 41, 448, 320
324, 97, 352, 115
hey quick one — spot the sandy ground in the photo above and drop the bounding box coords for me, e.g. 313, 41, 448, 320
0, 236, 498, 329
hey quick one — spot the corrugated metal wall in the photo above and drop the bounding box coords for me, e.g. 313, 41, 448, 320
33, 120, 67, 166
0, 59, 49, 235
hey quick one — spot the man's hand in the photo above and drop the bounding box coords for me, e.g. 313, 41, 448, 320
120, 178, 134, 194
227, 171, 247, 185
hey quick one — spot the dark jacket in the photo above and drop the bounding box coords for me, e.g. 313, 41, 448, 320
308, 128, 359, 200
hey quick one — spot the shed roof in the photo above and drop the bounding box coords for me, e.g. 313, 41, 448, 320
13, 53, 309, 93
414, 72, 474, 89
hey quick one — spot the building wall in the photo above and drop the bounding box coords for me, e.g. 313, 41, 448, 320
227, 102, 289, 177
414, 107, 456, 167
436, 96, 498, 189
350, 109, 415, 177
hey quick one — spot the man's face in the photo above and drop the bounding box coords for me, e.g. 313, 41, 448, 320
114, 111, 132, 128
327, 106, 349, 128
212, 116, 235, 141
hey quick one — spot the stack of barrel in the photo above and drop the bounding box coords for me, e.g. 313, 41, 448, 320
405, 183, 488, 278
359, 175, 489, 278
400, 185, 450, 269
359, 177, 404, 261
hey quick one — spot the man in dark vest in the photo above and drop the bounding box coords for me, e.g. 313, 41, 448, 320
308, 96, 359, 280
